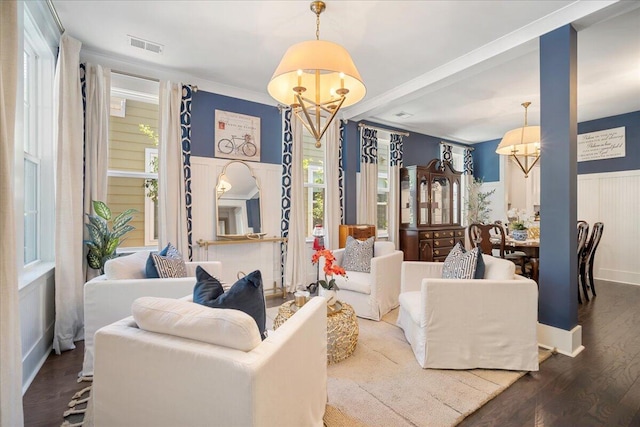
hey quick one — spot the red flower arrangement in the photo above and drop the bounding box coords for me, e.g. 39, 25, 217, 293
311, 249, 347, 290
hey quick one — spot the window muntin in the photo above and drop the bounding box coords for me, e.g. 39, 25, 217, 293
303, 130, 325, 238
377, 138, 390, 236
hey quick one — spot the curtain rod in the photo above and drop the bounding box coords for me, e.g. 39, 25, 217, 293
46, 0, 65, 35
111, 70, 198, 92
358, 123, 409, 137
440, 140, 474, 151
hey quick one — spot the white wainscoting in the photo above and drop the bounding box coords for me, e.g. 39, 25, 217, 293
190, 157, 284, 291
20, 266, 55, 393
577, 169, 640, 286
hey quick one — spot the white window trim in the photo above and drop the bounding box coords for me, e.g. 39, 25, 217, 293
144, 147, 158, 246
377, 138, 390, 238
305, 164, 324, 238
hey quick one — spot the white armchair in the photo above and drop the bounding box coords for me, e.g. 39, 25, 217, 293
82, 252, 222, 376
321, 241, 403, 321
397, 254, 539, 371
89, 297, 327, 427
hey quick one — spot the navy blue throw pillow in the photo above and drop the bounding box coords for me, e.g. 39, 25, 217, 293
193, 266, 225, 304
194, 270, 267, 340
145, 244, 169, 279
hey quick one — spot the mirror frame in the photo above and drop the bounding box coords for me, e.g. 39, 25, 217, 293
215, 160, 263, 238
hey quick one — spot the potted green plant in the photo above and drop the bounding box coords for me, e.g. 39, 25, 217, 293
465, 177, 496, 224
84, 200, 137, 273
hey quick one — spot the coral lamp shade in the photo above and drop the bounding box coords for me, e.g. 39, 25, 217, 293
267, 39, 366, 108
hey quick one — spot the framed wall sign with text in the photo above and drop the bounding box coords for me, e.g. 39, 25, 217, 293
214, 110, 261, 161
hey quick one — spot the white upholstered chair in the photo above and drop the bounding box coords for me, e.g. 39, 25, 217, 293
88, 297, 327, 427
82, 250, 222, 376
320, 241, 403, 321
397, 255, 539, 371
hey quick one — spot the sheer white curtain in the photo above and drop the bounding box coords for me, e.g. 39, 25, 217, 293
357, 127, 378, 226
324, 121, 340, 250
53, 34, 85, 354
83, 63, 110, 281
388, 134, 404, 248
158, 81, 188, 255
0, 1, 24, 424
285, 118, 306, 292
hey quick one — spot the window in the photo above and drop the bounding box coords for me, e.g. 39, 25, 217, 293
19, 9, 55, 271
303, 129, 324, 238
23, 40, 39, 264
377, 138, 390, 237
107, 77, 159, 248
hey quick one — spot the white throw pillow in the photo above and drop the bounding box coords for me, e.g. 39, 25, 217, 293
132, 296, 262, 352
482, 254, 516, 280
104, 251, 151, 280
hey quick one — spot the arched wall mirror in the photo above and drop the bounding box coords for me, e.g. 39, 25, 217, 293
215, 161, 262, 238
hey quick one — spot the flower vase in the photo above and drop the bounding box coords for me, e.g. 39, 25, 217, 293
319, 288, 338, 307
512, 229, 528, 241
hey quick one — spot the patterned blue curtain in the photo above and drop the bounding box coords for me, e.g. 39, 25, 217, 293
280, 108, 293, 283
441, 142, 453, 168
180, 85, 194, 260
361, 127, 378, 164
390, 133, 403, 168
464, 147, 474, 175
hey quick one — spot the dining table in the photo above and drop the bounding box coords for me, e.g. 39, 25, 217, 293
495, 237, 540, 283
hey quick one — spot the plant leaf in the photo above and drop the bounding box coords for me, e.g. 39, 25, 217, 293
112, 214, 134, 231
87, 251, 102, 270
93, 200, 111, 220
113, 209, 137, 228
105, 237, 119, 256
111, 224, 135, 239
85, 222, 103, 245
87, 214, 108, 237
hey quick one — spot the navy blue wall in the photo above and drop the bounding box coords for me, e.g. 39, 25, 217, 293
473, 138, 501, 182
473, 110, 640, 182
577, 110, 640, 174
342, 120, 463, 223
191, 90, 282, 164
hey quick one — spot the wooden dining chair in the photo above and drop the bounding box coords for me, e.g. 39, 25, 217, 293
577, 221, 590, 303
468, 223, 527, 274
580, 222, 604, 301
492, 221, 529, 274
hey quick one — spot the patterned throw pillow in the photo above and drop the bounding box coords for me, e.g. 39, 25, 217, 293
342, 236, 375, 273
441, 242, 484, 279
151, 252, 187, 278
146, 243, 181, 278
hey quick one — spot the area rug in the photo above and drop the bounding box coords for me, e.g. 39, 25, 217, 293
269, 306, 552, 427
63, 306, 550, 427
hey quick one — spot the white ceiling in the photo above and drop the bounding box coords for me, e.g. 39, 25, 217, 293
53, 0, 640, 144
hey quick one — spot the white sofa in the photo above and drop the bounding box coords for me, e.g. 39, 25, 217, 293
82, 251, 222, 376
89, 297, 327, 427
321, 241, 403, 321
397, 254, 539, 371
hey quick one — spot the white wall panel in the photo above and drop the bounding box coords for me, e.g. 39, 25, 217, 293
578, 170, 640, 285
191, 157, 284, 293
20, 268, 55, 392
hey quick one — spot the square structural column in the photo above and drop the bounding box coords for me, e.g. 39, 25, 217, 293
539, 24, 582, 356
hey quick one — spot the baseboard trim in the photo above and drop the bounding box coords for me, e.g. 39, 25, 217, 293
538, 323, 584, 357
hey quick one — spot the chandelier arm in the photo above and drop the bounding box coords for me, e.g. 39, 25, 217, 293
315, 97, 344, 143
511, 154, 530, 178
294, 109, 318, 140
296, 94, 320, 139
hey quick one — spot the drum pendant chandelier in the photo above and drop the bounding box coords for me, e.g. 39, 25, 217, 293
496, 102, 541, 178
267, 1, 366, 148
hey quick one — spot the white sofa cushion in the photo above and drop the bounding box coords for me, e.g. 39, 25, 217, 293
398, 291, 421, 325
482, 254, 516, 280
104, 250, 151, 280
333, 271, 372, 295
131, 296, 262, 352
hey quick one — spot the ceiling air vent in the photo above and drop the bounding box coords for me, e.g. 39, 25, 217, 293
394, 111, 414, 119
128, 35, 163, 55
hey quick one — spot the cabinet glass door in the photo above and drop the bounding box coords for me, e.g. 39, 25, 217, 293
400, 173, 412, 225
431, 176, 450, 224
419, 174, 429, 226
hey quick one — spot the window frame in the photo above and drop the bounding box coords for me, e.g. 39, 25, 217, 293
376, 138, 391, 238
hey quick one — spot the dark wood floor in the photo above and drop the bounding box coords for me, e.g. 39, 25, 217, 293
24, 281, 640, 427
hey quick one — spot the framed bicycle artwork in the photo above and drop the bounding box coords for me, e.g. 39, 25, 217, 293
214, 110, 261, 161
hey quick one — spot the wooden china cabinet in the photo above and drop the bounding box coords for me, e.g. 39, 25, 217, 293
399, 159, 464, 261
